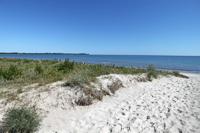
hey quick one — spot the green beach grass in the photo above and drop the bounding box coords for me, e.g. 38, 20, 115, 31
0, 58, 188, 92
0, 58, 144, 89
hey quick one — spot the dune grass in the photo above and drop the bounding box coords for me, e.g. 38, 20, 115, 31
0, 58, 189, 106
0, 58, 146, 89
1, 107, 40, 133
171, 71, 189, 79
0, 58, 188, 92
146, 65, 158, 81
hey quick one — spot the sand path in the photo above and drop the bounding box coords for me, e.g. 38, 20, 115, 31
38, 74, 200, 133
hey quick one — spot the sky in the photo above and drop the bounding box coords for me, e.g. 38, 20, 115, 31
0, 0, 200, 55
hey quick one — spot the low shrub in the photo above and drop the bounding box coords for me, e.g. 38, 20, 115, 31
172, 71, 189, 79
63, 80, 82, 88
147, 65, 158, 81
57, 60, 74, 73
75, 96, 93, 106
0, 68, 4, 79
34, 64, 43, 75
63, 68, 93, 88
1, 107, 40, 133
108, 79, 123, 94
0, 65, 22, 80
42, 70, 63, 83
172, 71, 180, 77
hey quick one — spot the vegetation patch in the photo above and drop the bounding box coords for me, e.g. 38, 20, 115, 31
0, 65, 22, 80
0, 58, 188, 101
146, 65, 158, 81
107, 79, 123, 94
75, 96, 93, 106
172, 71, 189, 79
1, 107, 40, 133
56, 60, 74, 73
34, 64, 43, 75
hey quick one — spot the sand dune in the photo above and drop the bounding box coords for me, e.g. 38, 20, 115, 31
0, 74, 200, 133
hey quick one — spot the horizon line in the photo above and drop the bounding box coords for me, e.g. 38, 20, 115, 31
0, 52, 200, 57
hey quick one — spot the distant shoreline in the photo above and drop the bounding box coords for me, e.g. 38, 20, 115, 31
0, 54, 199, 73
0, 53, 200, 57
0, 52, 90, 55
0, 57, 199, 74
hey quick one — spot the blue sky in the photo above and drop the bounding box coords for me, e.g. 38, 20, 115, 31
0, 0, 200, 55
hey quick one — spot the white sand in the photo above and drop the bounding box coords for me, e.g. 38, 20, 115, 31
0, 73, 200, 133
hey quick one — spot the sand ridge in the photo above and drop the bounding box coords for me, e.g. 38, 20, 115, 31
0, 74, 200, 133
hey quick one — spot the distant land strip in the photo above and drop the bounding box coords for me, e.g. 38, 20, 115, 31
0, 52, 89, 55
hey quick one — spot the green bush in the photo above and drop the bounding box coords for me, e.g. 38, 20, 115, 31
64, 71, 90, 87
57, 60, 74, 73
1, 107, 40, 133
147, 65, 158, 81
34, 65, 43, 75
0, 65, 21, 80
0, 67, 4, 79
172, 71, 189, 79
172, 71, 180, 77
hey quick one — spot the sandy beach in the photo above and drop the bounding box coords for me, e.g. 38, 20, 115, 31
1, 0, 200, 132
0, 73, 200, 133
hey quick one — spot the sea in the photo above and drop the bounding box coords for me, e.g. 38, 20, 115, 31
0, 53, 200, 73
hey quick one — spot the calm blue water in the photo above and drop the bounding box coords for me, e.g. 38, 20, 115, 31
0, 54, 200, 73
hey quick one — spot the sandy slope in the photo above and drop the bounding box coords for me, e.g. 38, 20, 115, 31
0, 74, 200, 133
